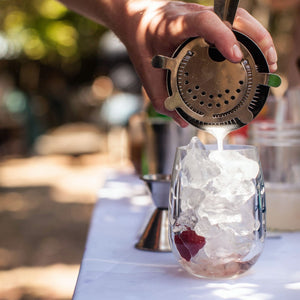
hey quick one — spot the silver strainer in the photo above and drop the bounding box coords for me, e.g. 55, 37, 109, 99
152, 0, 281, 131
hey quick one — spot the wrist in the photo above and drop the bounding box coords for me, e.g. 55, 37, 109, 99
58, 0, 129, 30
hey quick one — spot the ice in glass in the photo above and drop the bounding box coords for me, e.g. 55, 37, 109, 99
169, 137, 266, 278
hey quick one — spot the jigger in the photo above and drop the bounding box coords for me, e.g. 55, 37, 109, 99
135, 174, 171, 252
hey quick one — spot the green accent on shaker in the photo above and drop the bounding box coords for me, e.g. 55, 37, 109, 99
268, 74, 281, 87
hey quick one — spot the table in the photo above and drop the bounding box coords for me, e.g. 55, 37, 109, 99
73, 171, 300, 300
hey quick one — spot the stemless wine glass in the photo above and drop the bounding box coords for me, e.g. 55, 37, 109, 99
168, 141, 266, 279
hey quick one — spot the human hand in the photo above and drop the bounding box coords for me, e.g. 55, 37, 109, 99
60, 0, 277, 127
61, 0, 278, 127
112, 1, 278, 127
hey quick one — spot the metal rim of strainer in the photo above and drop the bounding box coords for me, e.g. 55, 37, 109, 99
152, 30, 281, 131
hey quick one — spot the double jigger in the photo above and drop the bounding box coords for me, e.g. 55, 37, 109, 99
135, 174, 172, 252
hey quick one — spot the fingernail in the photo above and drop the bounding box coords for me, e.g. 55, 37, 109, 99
232, 44, 243, 61
269, 62, 278, 72
267, 47, 278, 64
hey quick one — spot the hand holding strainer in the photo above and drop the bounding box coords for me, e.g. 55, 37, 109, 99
152, 0, 281, 132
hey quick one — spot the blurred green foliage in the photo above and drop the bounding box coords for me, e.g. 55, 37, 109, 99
0, 0, 214, 66
0, 0, 293, 79
0, 0, 106, 66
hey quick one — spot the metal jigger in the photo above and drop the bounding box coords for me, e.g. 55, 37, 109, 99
135, 174, 171, 252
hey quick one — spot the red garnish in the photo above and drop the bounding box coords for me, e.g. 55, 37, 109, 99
174, 235, 191, 261
174, 228, 206, 261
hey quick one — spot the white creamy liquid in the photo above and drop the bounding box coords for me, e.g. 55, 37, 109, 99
205, 127, 231, 151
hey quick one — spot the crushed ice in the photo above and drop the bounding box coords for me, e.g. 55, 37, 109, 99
177, 137, 260, 261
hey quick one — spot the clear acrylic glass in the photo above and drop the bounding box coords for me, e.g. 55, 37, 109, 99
169, 144, 266, 279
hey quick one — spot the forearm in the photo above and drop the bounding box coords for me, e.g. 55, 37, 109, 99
58, 0, 128, 32
58, 0, 169, 41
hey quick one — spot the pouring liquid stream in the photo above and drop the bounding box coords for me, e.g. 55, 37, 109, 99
206, 127, 230, 151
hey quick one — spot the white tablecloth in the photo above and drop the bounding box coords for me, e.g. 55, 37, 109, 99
73, 171, 300, 300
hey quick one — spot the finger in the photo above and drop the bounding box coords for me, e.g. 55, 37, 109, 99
169, 111, 189, 128
142, 76, 189, 128
151, 97, 189, 127
233, 8, 278, 70
149, 101, 189, 127
181, 10, 243, 63
269, 63, 278, 73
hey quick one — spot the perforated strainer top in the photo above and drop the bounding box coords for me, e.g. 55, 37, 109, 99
176, 38, 249, 120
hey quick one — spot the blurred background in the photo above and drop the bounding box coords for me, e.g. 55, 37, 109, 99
0, 0, 299, 299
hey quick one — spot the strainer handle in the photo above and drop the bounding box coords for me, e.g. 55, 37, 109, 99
214, 0, 240, 26
256, 72, 282, 88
